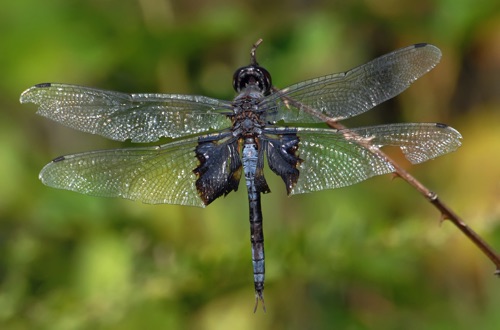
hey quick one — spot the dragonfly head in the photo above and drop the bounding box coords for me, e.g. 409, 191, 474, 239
232, 65, 272, 95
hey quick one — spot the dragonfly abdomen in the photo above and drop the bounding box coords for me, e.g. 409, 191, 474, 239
242, 139, 267, 311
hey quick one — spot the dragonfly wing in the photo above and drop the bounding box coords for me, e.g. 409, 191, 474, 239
347, 123, 462, 164
20, 83, 233, 142
265, 43, 441, 123
39, 136, 206, 206
290, 123, 461, 194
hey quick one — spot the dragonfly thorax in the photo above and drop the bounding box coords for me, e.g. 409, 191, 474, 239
231, 90, 267, 137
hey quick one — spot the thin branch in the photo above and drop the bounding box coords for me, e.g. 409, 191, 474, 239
271, 86, 500, 275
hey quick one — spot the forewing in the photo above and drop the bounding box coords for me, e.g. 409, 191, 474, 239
291, 123, 461, 194
265, 44, 441, 123
39, 137, 206, 206
20, 83, 233, 142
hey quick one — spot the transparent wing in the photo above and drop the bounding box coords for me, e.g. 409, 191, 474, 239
39, 136, 206, 206
265, 43, 441, 123
20, 83, 233, 142
291, 123, 461, 194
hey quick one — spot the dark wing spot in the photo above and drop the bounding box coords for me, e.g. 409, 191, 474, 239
414, 43, 428, 48
35, 82, 52, 88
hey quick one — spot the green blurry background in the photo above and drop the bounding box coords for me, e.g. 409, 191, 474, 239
1, 0, 500, 329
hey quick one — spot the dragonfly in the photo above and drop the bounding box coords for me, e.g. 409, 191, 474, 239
20, 40, 461, 312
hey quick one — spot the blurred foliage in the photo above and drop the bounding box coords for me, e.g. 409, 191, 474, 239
1, 0, 500, 329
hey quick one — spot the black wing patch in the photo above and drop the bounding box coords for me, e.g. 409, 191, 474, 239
194, 134, 242, 205
263, 131, 302, 194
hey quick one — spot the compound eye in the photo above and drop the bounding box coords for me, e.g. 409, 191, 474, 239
257, 66, 272, 95
232, 65, 272, 95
